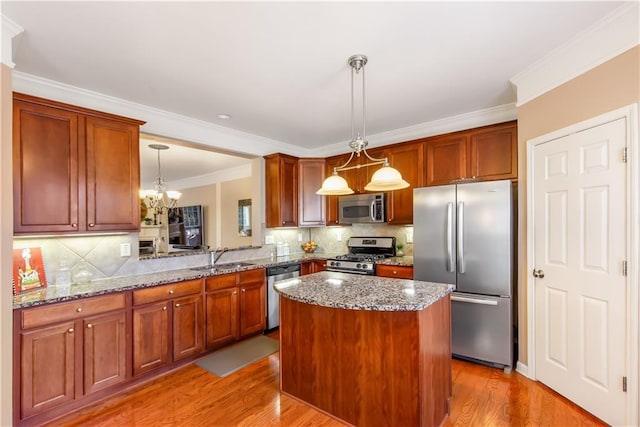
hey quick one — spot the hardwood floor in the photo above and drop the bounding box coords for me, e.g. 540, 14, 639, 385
47, 348, 606, 427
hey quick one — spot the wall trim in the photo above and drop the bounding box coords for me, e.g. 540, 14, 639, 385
526, 104, 639, 426
510, 3, 639, 107
170, 163, 252, 190
1, 14, 23, 68
515, 361, 530, 378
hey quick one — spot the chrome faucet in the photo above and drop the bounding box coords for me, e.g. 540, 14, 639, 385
210, 247, 229, 266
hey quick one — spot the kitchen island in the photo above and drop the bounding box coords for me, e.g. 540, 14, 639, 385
275, 271, 453, 427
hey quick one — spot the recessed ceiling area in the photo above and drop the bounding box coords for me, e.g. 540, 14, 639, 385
3, 1, 628, 153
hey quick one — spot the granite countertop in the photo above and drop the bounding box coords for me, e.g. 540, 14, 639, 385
13, 253, 332, 309
274, 271, 452, 312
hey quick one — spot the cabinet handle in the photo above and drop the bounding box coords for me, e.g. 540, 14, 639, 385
68, 328, 74, 333
242, 289, 246, 293
282, 221, 285, 225
76, 307, 83, 313
71, 223, 78, 228
86, 323, 93, 329
88, 223, 95, 227
169, 289, 174, 295
162, 306, 167, 311
393, 271, 398, 275
175, 303, 180, 307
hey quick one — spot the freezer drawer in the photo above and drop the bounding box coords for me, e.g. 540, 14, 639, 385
451, 293, 512, 368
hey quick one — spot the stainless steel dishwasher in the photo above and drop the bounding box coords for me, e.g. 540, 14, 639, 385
266, 262, 301, 332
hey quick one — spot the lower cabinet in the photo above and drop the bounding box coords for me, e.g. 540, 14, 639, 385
301, 259, 327, 275
132, 279, 204, 376
239, 280, 266, 337
206, 287, 239, 349
17, 293, 128, 421
376, 264, 414, 279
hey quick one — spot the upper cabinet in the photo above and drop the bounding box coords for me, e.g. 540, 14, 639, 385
298, 158, 325, 226
13, 93, 145, 235
426, 121, 517, 186
264, 153, 298, 227
381, 141, 425, 224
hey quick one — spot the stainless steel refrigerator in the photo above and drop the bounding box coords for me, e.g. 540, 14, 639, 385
413, 180, 513, 369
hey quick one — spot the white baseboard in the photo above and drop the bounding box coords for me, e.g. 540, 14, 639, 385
516, 361, 531, 378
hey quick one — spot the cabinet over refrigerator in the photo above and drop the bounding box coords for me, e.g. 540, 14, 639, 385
413, 180, 514, 371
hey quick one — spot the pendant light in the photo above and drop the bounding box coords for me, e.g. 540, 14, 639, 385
140, 144, 182, 217
316, 54, 409, 195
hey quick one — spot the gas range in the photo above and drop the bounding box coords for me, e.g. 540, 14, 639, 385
326, 237, 396, 275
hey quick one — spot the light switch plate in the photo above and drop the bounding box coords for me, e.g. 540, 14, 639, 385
406, 231, 413, 243
297, 233, 303, 242
265, 235, 275, 244
120, 243, 131, 257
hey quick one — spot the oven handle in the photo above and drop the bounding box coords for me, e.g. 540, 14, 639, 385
326, 268, 372, 275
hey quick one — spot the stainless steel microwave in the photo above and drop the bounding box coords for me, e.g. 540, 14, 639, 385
338, 193, 386, 224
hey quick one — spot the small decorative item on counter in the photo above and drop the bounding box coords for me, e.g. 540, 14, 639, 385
143, 217, 153, 225
55, 256, 72, 288
396, 243, 404, 257
12, 247, 47, 295
301, 241, 318, 253
72, 260, 93, 285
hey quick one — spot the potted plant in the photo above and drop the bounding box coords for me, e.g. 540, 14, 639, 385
143, 217, 153, 225
396, 243, 404, 257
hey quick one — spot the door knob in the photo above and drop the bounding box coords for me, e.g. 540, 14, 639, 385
533, 269, 545, 278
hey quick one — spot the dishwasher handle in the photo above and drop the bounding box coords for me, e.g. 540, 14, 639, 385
267, 263, 301, 276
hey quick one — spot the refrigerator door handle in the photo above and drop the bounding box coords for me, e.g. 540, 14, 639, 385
451, 295, 498, 306
446, 202, 454, 272
457, 201, 465, 273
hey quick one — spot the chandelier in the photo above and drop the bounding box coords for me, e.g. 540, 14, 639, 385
316, 54, 409, 195
139, 144, 181, 217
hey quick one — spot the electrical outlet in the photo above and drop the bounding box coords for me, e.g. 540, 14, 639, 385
336, 231, 342, 242
265, 235, 275, 244
406, 232, 413, 243
298, 233, 303, 242
120, 243, 131, 257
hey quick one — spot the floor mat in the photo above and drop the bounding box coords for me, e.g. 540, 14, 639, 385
196, 335, 279, 377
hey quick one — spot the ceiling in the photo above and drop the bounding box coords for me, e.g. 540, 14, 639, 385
2, 1, 628, 183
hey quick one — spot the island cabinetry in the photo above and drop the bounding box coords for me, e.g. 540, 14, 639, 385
16, 293, 128, 421
426, 121, 517, 186
132, 279, 204, 376
376, 264, 414, 279
298, 158, 326, 226
13, 92, 144, 235
300, 260, 327, 275
265, 153, 298, 227
205, 268, 266, 349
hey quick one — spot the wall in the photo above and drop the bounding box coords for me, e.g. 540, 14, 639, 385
516, 46, 640, 366
178, 183, 217, 249
1, 62, 14, 426
220, 177, 253, 248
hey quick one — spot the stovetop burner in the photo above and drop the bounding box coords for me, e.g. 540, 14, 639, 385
326, 236, 396, 275
334, 254, 390, 262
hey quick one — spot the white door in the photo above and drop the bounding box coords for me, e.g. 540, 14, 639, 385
533, 118, 627, 425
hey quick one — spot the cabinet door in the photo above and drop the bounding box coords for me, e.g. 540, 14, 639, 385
324, 153, 354, 225
83, 311, 127, 394
469, 123, 517, 181
385, 142, 425, 224
311, 260, 327, 273
300, 261, 312, 276
132, 302, 170, 376
85, 116, 140, 232
21, 322, 76, 418
426, 135, 469, 186
205, 288, 238, 349
298, 158, 325, 226
173, 294, 204, 361
265, 153, 298, 227
239, 282, 266, 337
13, 100, 81, 233
376, 264, 414, 279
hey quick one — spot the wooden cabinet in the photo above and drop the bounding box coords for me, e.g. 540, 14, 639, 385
205, 268, 266, 348
17, 293, 128, 420
239, 269, 266, 337
426, 121, 517, 186
298, 158, 326, 226
132, 279, 204, 376
324, 153, 352, 225
376, 264, 414, 279
265, 153, 298, 227
12, 93, 144, 235
301, 259, 327, 275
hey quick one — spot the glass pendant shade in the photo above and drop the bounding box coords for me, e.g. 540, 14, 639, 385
364, 165, 410, 191
316, 173, 354, 195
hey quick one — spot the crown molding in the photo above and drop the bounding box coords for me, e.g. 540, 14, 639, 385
313, 103, 517, 158
169, 163, 252, 190
11, 71, 310, 157
510, 2, 640, 107
1, 15, 24, 68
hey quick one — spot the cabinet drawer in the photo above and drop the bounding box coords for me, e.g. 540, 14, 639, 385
240, 268, 265, 284
205, 273, 239, 292
376, 265, 414, 279
133, 279, 203, 306
21, 293, 126, 330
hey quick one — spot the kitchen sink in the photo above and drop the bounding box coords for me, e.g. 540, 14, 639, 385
191, 262, 255, 273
